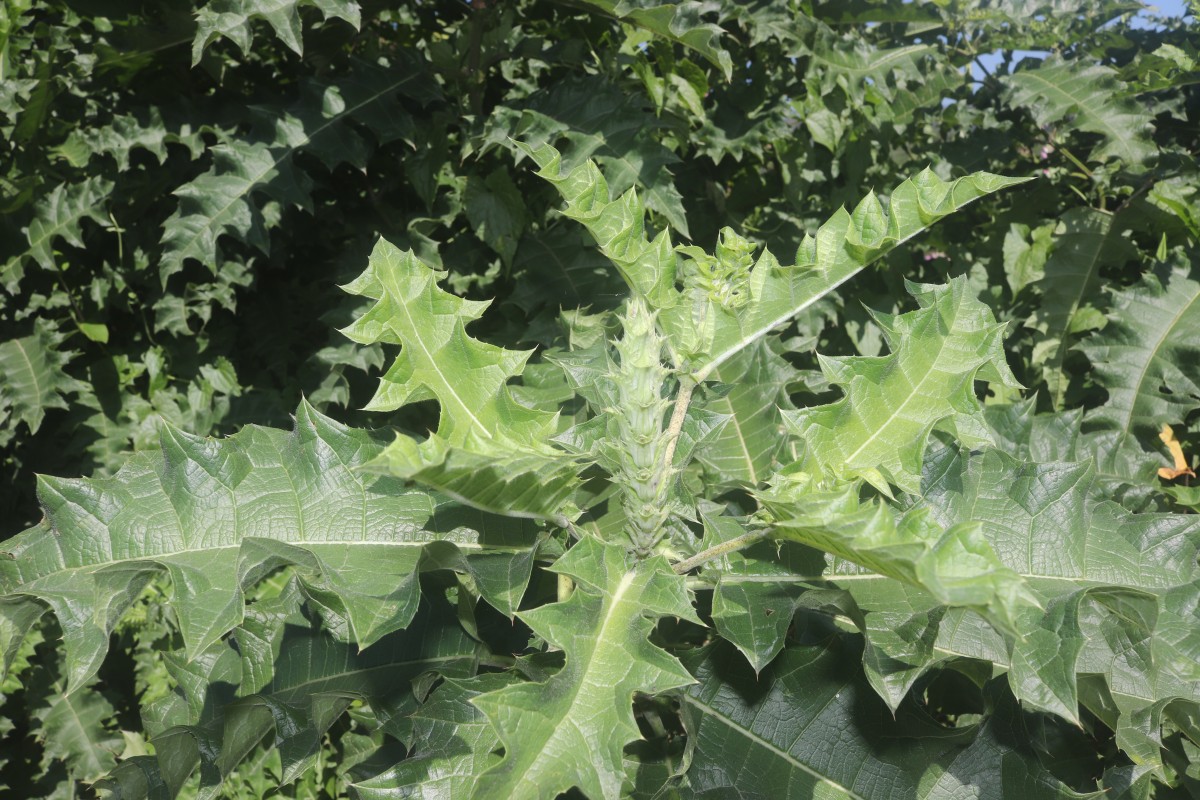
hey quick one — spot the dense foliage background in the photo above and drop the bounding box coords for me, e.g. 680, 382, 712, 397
1, 0, 1199, 797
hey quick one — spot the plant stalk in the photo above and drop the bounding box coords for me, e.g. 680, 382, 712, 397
672, 528, 772, 574
654, 376, 695, 493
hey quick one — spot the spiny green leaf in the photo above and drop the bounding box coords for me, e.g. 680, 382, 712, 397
516, 140, 679, 309
679, 639, 1092, 800
158, 137, 309, 283
159, 58, 434, 283
0, 401, 538, 691
827, 445, 1199, 748
509, 225, 625, 317
1079, 262, 1200, 478
192, 0, 361, 63
55, 108, 175, 171
1025, 208, 1135, 408
565, 0, 733, 79
470, 538, 697, 800
757, 470, 1039, 638
919, 446, 1200, 763
693, 339, 796, 486
522, 142, 1026, 378
29, 652, 122, 783
782, 277, 1022, 494
101, 585, 479, 799
342, 238, 581, 523
489, 76, 691, 238
675, 172, 1028, 381
351, 672, 515, 799
1005, 58, 1155, 165
698, 507, 820, 672
801, 29, 935, 101
0, 318, 82, 435
3, 176, 112, 292
983, 400, 1158, 506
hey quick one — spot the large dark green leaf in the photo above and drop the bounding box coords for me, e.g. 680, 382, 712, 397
1005, 58, 1155, 166
679, 639, 1089, 800
1080, 262, 1200, 477
1025, 208, 1135, 407
0, 402, 539, 690
159, 58, 436, 283
100, 583, 479, 799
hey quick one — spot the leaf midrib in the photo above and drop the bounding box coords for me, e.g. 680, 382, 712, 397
520, 569, 637, 792
841, 308, 956, 467
392, 298, 490, 437
708, 363, 758, 484
26, 190, 99, 265
1110, 282, 1200, 446
271, 653, 476, 698
807, 44, 929, 78
7, 337, 43, 417
16, 540, 506, 589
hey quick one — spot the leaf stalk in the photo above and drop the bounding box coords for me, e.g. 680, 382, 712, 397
672, 528, 772, 574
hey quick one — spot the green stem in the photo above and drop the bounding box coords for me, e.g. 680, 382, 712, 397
1057, 144, 1093, 179
479, 654, 517, 670
672, 528, 772, 574
653, 376, 695, 493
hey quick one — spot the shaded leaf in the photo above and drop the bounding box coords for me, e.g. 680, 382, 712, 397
1005, 58, 1155, 165
679, 639, 1090, 800
464, 168, 528, 266
159, 58, 434, 283
1025, 208, 1134, 408
0, 319, 82, 435
192, 0, 361, 62
102, 585, 479, 799
351, 672, 514, 799
567, 0, 732, 79
3, 177, 112, 292
1080, 262, 1200, 478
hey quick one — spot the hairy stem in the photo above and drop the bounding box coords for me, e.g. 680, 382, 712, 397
612, 297, 674, 558
672, 528, 772, 575
654, 377, 695, 494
